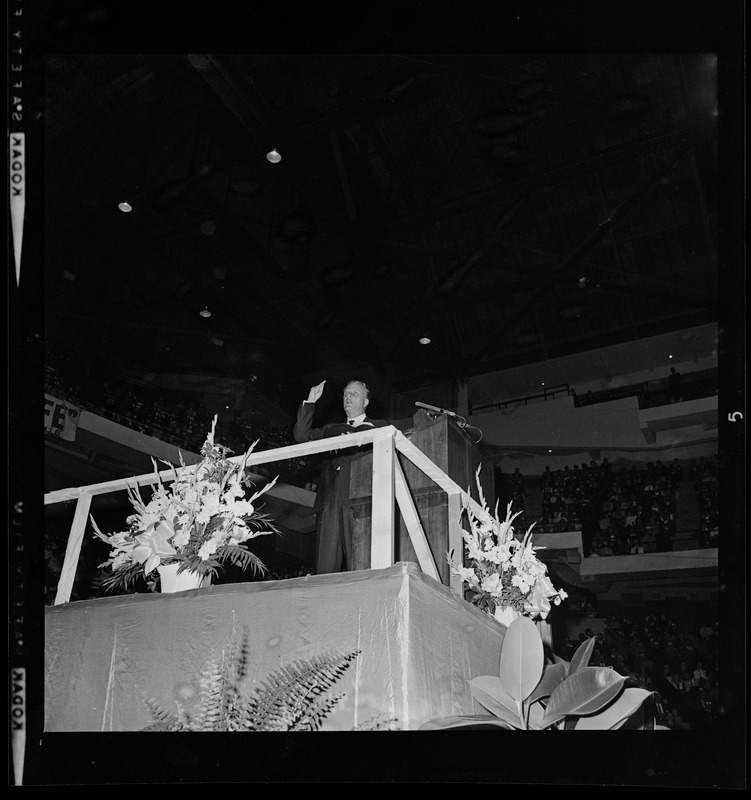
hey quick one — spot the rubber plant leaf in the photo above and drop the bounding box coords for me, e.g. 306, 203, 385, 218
526, 699, 546, 730
541, 667, 626, 728
574, 688, 655, 730
527, 661, 568, 704
607, 689, 655, 730
418, 715, 515, 731
613, 701, 649, 730
468, 676, 524, 729
498, 615, 544, 703
568, 635, 596, 675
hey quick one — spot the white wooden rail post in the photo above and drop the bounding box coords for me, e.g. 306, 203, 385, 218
393, 456, 441, 582
54, 491, 92, 606
370, 429, 395, 569
447, 490, 464, 596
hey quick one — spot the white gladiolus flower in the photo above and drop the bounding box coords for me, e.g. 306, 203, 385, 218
182, 487, 198, 505
111, 551, 132, 569
139, 511, 160, 529
511, 574, 531, 593
195, 495, 221, 525
230, 523, 252, 543
172, 527, 190, 548
198, 537, 220, 561
481, 573, 502, 594
228, 500, 255, 517
225, 478, 245, 499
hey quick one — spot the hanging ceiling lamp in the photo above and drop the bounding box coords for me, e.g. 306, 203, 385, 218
118, 201, 133, 213
266, 149, 282, 164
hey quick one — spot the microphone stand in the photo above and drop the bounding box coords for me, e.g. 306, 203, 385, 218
415, 400, 461, 420
414, 401, 480, 438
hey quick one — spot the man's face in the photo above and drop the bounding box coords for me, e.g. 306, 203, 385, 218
343, 382, 368, 419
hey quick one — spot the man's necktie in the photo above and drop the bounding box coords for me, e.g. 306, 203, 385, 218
348, 419, 355, 426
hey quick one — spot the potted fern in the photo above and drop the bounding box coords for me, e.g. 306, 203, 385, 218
141, 626, 398, 731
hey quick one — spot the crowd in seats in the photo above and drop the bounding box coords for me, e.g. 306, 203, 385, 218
561, 607, 720, 730
44, 346, 321, 489
691, 455, 719, 547
538, 459, 614, 533
501, 455, 716, 557
587, 459, 684, 556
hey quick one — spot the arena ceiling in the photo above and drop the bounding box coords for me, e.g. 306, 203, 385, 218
41, 52, 720, 422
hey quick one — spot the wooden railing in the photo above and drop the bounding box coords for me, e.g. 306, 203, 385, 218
45, 425, 486, 605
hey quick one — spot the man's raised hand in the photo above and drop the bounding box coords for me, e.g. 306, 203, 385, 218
305, 380, 326, 404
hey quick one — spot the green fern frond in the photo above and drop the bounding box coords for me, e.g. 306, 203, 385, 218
243, 512, 281, 534
215, 544, 268, 577
223, 623, 251, 685
246, 650, 359, 731
99, 561, 146, 593
352, 714, 400, 731
141, 626, 359, 733
291, 691, 347, 731
219, 626, 248, 722
194, 656, 225, 731
142, 693, 187, 731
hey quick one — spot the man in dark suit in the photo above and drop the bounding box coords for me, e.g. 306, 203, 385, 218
293, 379, 389, 575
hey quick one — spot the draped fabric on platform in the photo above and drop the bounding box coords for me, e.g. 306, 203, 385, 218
44, 563, 506, 731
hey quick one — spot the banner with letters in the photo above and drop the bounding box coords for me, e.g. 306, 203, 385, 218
44, 394, 81, 442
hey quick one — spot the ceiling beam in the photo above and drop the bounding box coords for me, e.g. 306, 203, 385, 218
470, 143, 696, 363
365, 127, 693, 234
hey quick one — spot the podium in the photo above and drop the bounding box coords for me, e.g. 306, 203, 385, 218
349, 411, 495, 585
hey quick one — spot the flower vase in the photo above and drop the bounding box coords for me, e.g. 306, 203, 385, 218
157, 563, 211, 593
493, 605, 521, 627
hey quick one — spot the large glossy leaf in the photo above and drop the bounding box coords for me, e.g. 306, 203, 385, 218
568, 636, 596, 675
574, 688, 655, 729
527, 661, 568, 704
611, 691, 656, 729
468, 676, 524, 729
419, 714, 515, 731
526, 700, 546, 730
541, 667, 626, 727
498, 616, 544, 703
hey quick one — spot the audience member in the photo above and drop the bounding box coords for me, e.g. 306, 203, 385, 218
567, 605, 720, 730
668, 367, 683, 403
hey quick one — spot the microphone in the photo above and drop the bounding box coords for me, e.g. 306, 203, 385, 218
415, 401, 457, 418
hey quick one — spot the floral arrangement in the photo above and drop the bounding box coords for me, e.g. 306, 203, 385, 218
448, 467, 567, 621
91, 415, 279, 592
